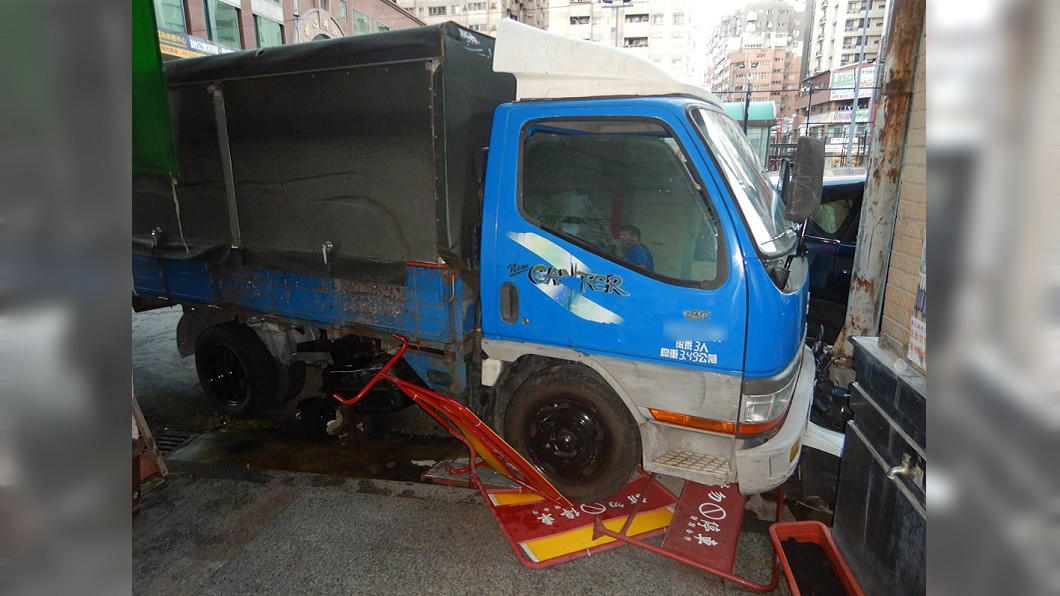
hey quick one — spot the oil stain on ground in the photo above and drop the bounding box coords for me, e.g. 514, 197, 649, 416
169, 413, 466, 483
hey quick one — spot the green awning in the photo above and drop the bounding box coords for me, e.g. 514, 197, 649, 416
132, 0, 178, 176
723, 101, 777, 126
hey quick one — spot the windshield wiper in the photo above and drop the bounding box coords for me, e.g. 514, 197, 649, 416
758, 224, 799, 248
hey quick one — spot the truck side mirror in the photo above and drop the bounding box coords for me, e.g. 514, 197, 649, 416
782, 137, 825, 222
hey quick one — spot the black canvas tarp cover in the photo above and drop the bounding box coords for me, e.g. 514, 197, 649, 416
132, 23, 515, 282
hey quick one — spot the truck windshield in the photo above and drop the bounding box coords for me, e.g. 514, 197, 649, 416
688, 107, 796, 258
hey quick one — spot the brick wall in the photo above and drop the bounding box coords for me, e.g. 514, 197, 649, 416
878, 32, 926, 359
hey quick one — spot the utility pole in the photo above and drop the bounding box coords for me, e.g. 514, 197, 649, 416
844, 0, 872, 168
833, 0, 925, 361
602, 0, 631, 48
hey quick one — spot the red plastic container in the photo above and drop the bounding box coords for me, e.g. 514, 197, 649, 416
769, 521, 864, 596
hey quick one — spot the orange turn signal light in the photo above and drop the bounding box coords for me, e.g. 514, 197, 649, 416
649, 409, 737, 434
648, 408, 788, 437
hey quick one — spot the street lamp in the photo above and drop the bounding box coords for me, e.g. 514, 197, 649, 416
742, 61, 759, 134
801, 81, 814, 137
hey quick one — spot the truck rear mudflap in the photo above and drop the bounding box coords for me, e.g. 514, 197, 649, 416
733, 345, 815, 494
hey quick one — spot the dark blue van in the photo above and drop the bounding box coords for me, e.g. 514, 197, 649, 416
804, 171, 867, 343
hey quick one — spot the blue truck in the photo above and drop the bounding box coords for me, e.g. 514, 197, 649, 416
132, 21, 823, 503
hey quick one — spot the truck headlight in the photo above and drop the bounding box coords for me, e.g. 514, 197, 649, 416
738, 367, 799, 437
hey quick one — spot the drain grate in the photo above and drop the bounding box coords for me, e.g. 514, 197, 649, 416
153, 429, 199, 455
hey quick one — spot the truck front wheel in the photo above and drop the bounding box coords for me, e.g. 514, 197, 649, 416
503, 365, 640, 503
195, 322, 279, 417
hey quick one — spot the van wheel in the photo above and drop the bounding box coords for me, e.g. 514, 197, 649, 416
195, 323, 278, 417
276, 361, 307, 403
504, 365, 640, 503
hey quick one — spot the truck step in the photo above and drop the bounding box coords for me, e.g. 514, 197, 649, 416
651, 450, 730, 477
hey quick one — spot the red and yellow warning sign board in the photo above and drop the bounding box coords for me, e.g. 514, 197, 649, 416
484, 475, 677, 567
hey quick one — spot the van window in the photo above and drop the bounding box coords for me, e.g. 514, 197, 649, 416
521, 119, 723, 286
808, 181, 864, 240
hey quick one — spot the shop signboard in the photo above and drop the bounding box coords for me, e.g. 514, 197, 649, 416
830, 65, 877, 101
157, 29, 235, 59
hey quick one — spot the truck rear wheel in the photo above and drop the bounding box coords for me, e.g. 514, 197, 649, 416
503, 365, 640, 503
195, 322, 279, 417
276, 360, 307, 403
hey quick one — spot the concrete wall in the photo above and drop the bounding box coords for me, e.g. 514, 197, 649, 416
878, 32, 926, 359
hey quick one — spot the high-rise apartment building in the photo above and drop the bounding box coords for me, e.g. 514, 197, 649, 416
395, 0, 547, 34
705, 2, 804, 119
547, 0, 706, 83
805, 0, 888, 75
153, 0, 422, 59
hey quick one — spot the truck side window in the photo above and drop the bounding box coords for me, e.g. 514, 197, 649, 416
521, 120, 722, 285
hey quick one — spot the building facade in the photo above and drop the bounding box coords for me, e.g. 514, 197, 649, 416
796, 62, 875, 164
394, 0, 547, 34
547, 0, 706, 83
805, 0, 888, 76
153, 0, 423, 60
705, 2, 804, 126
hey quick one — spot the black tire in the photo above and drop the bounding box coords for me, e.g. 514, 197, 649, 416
194, 322, 279, 417
276, 361, 307, 403
503, 365, 640, 503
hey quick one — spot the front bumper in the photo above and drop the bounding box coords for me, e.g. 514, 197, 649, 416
734, 345, 815, 495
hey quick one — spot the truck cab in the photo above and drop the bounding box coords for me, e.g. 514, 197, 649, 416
476, 21, 817, 502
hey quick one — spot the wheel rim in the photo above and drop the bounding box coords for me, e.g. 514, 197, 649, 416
526, 397, 608, 482
201, 341, 250, 408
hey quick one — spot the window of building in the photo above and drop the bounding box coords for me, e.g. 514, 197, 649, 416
571, 16, 589, 25
351, 8, 370, 34
623, 37, 648, 48
154, 0, 187, 33
451, 5, 461, 14
254, 15, 283, 48
429, 6, 447, 15
203, 0, 241, 48
673, 13, 685, 25
521, 119, 723, 284
651, 13, 663, 24
469, 1, 487, 10
626, 13, 649, 23
319, 0, 329, 11
376, 22, 391, 32
339, 0, 347, 20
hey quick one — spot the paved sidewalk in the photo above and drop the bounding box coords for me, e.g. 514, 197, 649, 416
133, 460, 791, 596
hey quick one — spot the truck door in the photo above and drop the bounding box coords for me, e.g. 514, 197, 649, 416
481, 107, 748, 387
